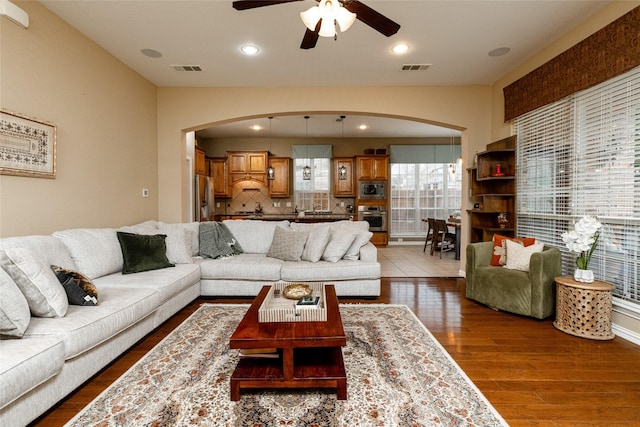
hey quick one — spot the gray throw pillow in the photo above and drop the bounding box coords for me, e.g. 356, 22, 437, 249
266, 226, 308, 261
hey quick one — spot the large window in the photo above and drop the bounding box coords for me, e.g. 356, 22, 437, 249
294, 158, 330, 211
514, 65, 640, 305
390, 163, 461, 236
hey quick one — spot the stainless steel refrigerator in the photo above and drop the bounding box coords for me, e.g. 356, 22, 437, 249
195, 175, 215, 221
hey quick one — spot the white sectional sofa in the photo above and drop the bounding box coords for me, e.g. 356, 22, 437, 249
0, 219, 379, 426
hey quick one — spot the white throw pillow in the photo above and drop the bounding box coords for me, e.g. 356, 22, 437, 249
0, 248, 68, 318
0, 267, 30, 337
301, 226, 331, 262
504, 240, 545, 272
342, 230, 373, 260
322, 231, 357, 263
266, 226, 308, 261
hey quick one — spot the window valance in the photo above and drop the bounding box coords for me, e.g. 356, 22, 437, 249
389, 145, 460, 164
503, 6, 640, 121
291, 145, 332, 159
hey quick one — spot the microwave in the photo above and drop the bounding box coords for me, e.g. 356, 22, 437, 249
359, 181, 386, 199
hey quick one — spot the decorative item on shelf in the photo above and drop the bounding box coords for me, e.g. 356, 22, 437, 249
473, 151, 478, 168
364, 148, 374, 154
492, 164, 505, 177
562, 215, 602, 283
497, 212, 508, 229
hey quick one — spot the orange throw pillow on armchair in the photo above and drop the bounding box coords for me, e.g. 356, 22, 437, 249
490, 234, 537, 266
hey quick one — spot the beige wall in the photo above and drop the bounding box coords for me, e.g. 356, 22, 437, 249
0, 1, 158, 237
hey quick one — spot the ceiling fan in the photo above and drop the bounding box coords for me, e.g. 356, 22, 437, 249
232, 0, 401, 49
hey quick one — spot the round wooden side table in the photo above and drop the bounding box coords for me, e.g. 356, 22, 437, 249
553, 276, 615, 340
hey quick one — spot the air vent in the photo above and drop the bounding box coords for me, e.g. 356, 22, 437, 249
171, 65, 202, 72
401, 64, 431, 71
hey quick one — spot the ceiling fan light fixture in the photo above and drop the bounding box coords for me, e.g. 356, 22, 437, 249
301, 0, 355, 38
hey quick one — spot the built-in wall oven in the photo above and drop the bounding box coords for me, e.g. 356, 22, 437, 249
357, 205, 387, 231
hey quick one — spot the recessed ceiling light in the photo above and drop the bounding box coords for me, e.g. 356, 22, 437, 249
240, 44, 260, 55
140, 48, 162, 58
358, 124, 368, 130
250, 125, 262, 131
488, 47, 510, 57
391, 43, 410, 54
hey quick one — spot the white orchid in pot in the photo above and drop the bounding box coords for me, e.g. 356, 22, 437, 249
561, 215, 602, 283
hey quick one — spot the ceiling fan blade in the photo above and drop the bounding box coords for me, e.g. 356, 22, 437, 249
343, 0, 400, 37
300, 18, 321, 49
232, 0, 302, 11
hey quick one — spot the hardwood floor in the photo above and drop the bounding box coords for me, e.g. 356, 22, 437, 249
33, 278, 640, 427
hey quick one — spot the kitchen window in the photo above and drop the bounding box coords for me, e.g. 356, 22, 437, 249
294, 158, 330, 211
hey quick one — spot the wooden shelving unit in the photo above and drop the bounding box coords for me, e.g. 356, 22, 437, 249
468, 136, 516, 243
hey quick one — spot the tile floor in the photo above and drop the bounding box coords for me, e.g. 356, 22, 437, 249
378, 244, 462, 277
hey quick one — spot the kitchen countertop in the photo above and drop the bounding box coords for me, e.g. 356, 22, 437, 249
214, 213, 354, 222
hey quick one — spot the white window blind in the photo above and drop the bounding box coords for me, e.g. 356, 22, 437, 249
514, 65, 640, 304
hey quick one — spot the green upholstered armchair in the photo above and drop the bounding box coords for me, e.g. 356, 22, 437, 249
465, 241, 562, 319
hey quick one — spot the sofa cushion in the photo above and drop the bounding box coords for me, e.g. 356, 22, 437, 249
116, 232, 175, 274
0, 268, 30, 338
0, 337, 65, 409
223, 220, 290, 254
53, 228, 123, 279
342, 230, 373, 261
0, 235, 76, 271
199, 253, 283, 281
93, 263, 201, 306
281, 259, 381, 282
266, 226, 308, 261
158, 222, 197, 263
50, 265, 99, 306
22, 286, 159, 359
157, 222, 200, 256
0, 248, 68, 318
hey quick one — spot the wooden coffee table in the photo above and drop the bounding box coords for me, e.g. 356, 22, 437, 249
229, 284, 347, 401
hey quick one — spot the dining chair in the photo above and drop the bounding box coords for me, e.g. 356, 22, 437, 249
422, 218, 436, 252
430, 219, 455, 258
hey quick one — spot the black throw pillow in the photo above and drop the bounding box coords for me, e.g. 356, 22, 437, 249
50, 265, 99, 306
116, 232, 175, 274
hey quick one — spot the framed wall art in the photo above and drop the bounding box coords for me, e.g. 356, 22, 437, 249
0, 109, 56, 178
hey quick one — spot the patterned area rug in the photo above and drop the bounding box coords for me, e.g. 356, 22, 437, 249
66, 304, 508, 426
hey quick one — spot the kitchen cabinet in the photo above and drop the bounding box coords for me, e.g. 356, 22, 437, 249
195, 146, 207, 176
210, 157, 229, 198
268, 157, 291, 197
227, 151, 268, 185
356, 155, 388, 181
333, 157, 355, 197
468, 136, 516, 243
370, 231, 388, 247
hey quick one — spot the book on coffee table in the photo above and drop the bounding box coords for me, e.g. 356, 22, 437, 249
296, 296, 320, 308
239, 348, 279, 359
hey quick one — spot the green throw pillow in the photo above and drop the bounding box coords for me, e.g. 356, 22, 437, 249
116, 232, 175, 274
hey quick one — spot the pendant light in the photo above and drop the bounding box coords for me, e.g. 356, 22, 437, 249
338, 115, 347, 180
266, 117, 275, 180
302, 116, 311, 180
448, 131, 456, 176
